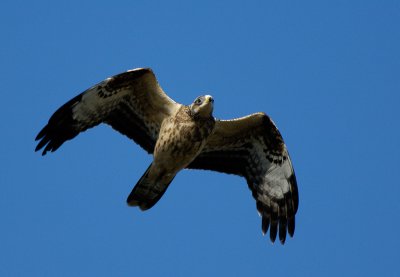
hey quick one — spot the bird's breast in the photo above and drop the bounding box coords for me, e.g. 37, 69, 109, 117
153, 116, 214, 170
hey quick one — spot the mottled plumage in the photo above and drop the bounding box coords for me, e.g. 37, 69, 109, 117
35, 68, 299, 244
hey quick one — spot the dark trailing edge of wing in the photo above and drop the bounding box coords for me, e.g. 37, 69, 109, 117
187, 149, 249, 176
35, 94, 84, 155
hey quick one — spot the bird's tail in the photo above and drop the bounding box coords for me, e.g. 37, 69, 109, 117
127, 163, 175, 210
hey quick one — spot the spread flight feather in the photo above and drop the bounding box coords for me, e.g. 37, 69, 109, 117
35, 68, 299, 244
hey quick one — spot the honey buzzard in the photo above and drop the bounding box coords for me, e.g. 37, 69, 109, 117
35, 68, 299, 244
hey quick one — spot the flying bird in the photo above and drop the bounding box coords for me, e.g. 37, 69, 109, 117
35, 68, 299, 244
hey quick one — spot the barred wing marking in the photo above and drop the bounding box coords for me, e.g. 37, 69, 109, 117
188, 113, 299, 244
35, 68, 180, 155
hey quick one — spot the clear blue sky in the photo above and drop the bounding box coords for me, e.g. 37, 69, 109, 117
1, 1, 399, 276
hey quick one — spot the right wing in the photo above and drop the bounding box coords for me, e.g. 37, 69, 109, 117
188, 113, 298, 244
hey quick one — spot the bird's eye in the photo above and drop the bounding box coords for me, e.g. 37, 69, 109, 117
195, 98, 202, 105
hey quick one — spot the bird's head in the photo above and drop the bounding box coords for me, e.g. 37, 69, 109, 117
189, 95, 214, 118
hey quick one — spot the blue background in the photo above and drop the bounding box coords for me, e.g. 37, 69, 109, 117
1, 1, 399, 276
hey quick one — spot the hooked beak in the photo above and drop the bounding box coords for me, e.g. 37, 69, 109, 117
205, 95, 214, 103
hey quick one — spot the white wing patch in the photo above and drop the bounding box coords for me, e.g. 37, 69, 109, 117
72, 83, 124, 123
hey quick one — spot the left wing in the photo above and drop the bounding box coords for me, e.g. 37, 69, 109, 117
35, 68, 181, 155
187, 112, 299, 244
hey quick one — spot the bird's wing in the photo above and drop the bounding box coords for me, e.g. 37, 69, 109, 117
35, 68, 181, 155
187, 112, 298, 244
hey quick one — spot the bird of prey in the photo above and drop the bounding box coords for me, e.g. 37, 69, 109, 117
35, 68, 299, 244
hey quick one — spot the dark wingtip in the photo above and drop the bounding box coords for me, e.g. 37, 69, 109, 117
257, 200, 296, 245
34, 143, 42, 153
35, 136, 49, 153
35, 125, 48, 141
288, 217, 295, 237
279, 218, 287, 244
269, 219, 278, 243
35, 92, 84, 156
261, 215, 270, 235
289, 173, 299, 214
